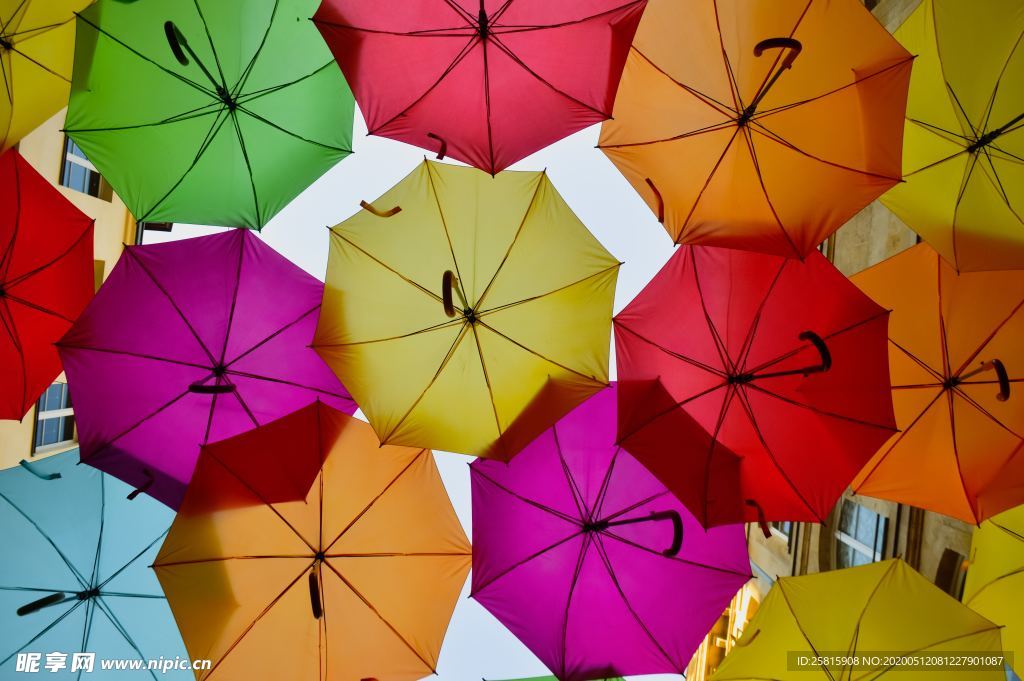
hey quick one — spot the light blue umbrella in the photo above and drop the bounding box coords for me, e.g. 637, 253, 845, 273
0, 451, 190, 678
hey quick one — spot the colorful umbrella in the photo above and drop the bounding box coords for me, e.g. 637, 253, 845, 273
471, 385, 750, 681
880, 0, 1024, 272
712, 559, 1006, 681
0, 148, 93, 421
614, 245, 896, 528
64, 0, 355, 229
489, 678, 623, 681
313, 0, 646, 175
965, 504, 1024, 676
57, 229, 355, 509
153, 401, 471, 681
0, 1, 90, 151
313, 160, 619, 460
851, 243, 1024, 524
1, 451, 190, 678
598, 0, 912, 257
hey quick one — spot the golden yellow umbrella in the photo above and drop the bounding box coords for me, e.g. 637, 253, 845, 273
881, 0, 1024, 272
313, 160, 619, 460
713, 559, 1006, 681
0, 0, 89, 151
965, 504, 1024, 676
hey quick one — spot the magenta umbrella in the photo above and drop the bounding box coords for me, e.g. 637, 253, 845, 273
57, 230, 356, 509
470, 384, 750, 681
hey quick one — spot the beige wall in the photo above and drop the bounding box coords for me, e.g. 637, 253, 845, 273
0, 108, 135, 469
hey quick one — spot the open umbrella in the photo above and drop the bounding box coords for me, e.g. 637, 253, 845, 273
880, 0, 1024, 272
57, 229, 355, 509
615, 245, 896, 528
1, 451, 190, 678
313, 0, 646, 175
965, 504, 1024, 676
598, 0, 912, 257
471, 385, 751, 681
851, 243, 1024, 524
0, 0, 90, 151
313, 160, 619, 460
489, 678, 623, 681
64, 0, 354, 229
1, 148, 93, 421
712, 559, 1006, 681
153, 401, 471, 681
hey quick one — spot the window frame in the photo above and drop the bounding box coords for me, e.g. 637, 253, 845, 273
31, 383, 76, 454
834, 499, 888, 568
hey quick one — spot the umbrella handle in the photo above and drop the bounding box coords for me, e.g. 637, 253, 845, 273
986, 359, 1011, 402
442, 271, 457, 317
127, 468, 154, 501
645, 178, 664, 223
17, 592, 68, 617
733, 628, 760, 648
602, 510, 684, 557
359, 200, 402, 218
745, 499, 771, 538
18, 459, 61, 481
753, 37, 802, 70
798, 330, 831, 374
309, 565, 323, 619
188, 383, 236, 394
164, 21, 189, 66
427, 133, 447, 160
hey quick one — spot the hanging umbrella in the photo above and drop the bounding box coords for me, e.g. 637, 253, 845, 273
0, 0, 90, 151
313, 160, 619, 460
598, 0, 912, 258
313, 0, 646, 175
0, 451, 190, 678
56, 229, 356, 509
489, 678, 624, 681
712, 559, 1006, 681
153, 401, 471, 681
471, 385, 751, 681
64, 0, 355, 229
614, 245, 896, 529
851, 243, 1024, 524
880, 0, 1024, 272
0, 148, 93, 421
965, 504, 1024, 676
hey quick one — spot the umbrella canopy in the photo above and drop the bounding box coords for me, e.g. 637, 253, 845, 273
965, 504, 1024, 676
1, 451, 190, 678
471, 385, 751, 681
0, 0, 90, 152
0, 148, 93, 421
712, 559, 1006, 681
489, 678, 623, 681
57, 229, 355, 509
880, 0, 1024, 272
851, 243, 1024, 524
614, 245, 896, 528
64, 0, 355, 229
313, 0, 646, 175
313, 160, 619, 460
153, 401, 471, 681
598, 0, 912, 258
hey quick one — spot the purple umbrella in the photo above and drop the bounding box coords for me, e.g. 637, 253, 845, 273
470, 384, 751, 681
57, 230, 356, 509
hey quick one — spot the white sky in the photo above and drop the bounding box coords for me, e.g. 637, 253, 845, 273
146, 111, 685, 681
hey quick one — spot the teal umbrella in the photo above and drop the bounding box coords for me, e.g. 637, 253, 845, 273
0, 451, 189, 678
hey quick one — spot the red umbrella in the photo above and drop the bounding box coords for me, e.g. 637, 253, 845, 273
614, 245, 896, 530
314, 0, 647, 174
0, 149, 93, 420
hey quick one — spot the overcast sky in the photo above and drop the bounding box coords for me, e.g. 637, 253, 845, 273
147, 111, 687, 681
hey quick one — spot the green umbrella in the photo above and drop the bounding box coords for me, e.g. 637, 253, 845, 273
65, 0, 354, 229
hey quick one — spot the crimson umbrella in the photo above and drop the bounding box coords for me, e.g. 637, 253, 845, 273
0, 149, 93, 421
471, 385, 750, 681
614, 246, 896, 529
56, 230, 355, 508
313, 0, 647, 174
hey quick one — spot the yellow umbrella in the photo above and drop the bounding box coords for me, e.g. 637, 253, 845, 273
881, 0, 1024, 272
965, 504, 1024, 676
0, 0, 89, 151
313, 160, 619, 460
713, 559, 1006, 681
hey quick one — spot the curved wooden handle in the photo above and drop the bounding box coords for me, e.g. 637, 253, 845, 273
427, 133, 447, 160
17, 592, 67, 616
645, 178, 665, 223
798, 330, 832, 375
164, 21, 189, 66
986, 359, 1011, 402
442, 271, 458, 317
127, 468, 154, 501
359, 200, 402, 218
753, 37, 803, 70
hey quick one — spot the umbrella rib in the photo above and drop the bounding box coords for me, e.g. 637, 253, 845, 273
92, 597, 160, 681
224, 303, 318, 368
775, 580, 838, 681
96, 530, 170, 592
590, 447, 622, 521
7, 43, 72, 84
0, 0, 28, 34
329, 232, 444, 304
78, 599, 98, 675
979, 26, 1024, 137
215, 231, 246, 366
469, 323, 507, 456
598, 119, 738, 151
312, 20, 474, 38
4, 294, 76, 323
424, 160, 467, 289
0, 149, 22, 280
949, 148, 983, 271
600, 488, 671, 525
81, 388, 196, 466
965, 567, 1024, 606
236, 103, 352, 154
701, 384, 738, 527
551, 422, 590, 521
87, 476, 106, 592
980, 147, 1024, 225
845, 543, 901, 667
951, 293, 1024, 380
746, 0, 812, 111
0, 490, 90, 590
7, 18, 74, 39
470, 529, 584, 596
600, 528, 753, 578
951, 387, 1024, 440
482, 29, 497, 172
53, 344, 210, 371
0, 50, 12, 109
0, 598, 87, 667
190, 0, 230, 92
0, 297, 28, 413
612, 318, 730, 378
3, 218, 92, 291
710, 0, 742, 112
321, 451, 426, 553
624, 46, 735, 119
734, 259, 790, 371
743, 382, 897, 432
228, 369, 354, 405
853, 388, 946, 487
153, 556, 313, 568
324, 551, 471, 558
442, 0, 477, 25
471, 467, 582, 526
558, 533, 593, 680
312, 318, 465, 349
491, 0, 647, 34
477, 262, 621, 319
945, 389, 980, 524
689, 247, 739, 374
235, 61, 335, 106
739, 125, 804, 259
228, 110, 263, 227
675, 126, 742, 245
61, 103, 223, 134
848, 626, 1005, 681
907, 117, 972, 144
888, 338, 945, 384
945, 82, 979, 139
229, 0, 281, 97
476, 320, 606, 384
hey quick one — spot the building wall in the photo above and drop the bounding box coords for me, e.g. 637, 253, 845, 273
0, 108, 136, 469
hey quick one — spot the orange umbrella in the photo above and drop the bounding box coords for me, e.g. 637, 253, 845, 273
852, 244, 1024, 524
598, 0, 913, 258
153, 402, 471, 681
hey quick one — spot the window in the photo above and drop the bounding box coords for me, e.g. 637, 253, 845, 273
935, 548, 968, 598
835, 500, 888, 568
32, 383, 76, 452
59, 137, 111, 200
769, 521, 792, 538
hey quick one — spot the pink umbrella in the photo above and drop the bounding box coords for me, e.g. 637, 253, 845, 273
470, 384, 750, 681
57, 230, 356, 508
